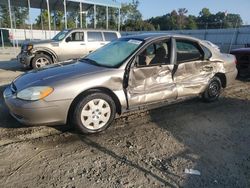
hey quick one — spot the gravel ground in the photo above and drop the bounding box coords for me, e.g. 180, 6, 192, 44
0, 57, 249, 188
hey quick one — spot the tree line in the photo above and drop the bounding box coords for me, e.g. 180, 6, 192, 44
0, 0, 243, 31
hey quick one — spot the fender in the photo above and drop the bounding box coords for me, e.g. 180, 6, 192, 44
32, 47, 58, 63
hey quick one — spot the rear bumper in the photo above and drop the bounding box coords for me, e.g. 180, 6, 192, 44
3, 86, 72, 126
225, 68, 238, 87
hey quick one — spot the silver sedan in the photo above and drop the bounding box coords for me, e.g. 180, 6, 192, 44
4, 34, 237, 134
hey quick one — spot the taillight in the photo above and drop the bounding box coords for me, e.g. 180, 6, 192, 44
234, 59, 238, 64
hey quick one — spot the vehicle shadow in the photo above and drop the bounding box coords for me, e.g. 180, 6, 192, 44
0, 60, 26, 72
74, 96, 250, 187
148, 97, 250, 187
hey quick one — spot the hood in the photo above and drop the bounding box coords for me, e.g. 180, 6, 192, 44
13, 60, 108, 91
22, 40, 60, 48
23, 40, 52, 45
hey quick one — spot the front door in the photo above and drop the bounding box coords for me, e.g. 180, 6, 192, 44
59, 31, 86, 61
173, 39, 215, 98
127, 39, 177, 107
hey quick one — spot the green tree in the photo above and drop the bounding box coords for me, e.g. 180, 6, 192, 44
0, 5, 28, 29
34, 10, 52, 30
121, 0, 154, 31
186, 15, 197, 29
177, 8, 188, 29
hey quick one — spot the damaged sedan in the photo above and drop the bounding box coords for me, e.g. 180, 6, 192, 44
3, 34, 237, 134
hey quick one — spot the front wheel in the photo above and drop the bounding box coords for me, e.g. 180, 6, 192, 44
31, 54, 52, 69
202, 76, 222, 102
72, 92, 116, 134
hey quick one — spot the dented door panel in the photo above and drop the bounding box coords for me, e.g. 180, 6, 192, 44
174, 61, 214, 97
174, 60, 228, 97
127, 64, 177, 107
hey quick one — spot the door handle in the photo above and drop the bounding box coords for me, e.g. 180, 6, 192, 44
80, 43, 86, 45
100, 43, 106, 45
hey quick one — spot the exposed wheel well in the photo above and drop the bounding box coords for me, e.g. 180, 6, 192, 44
67, 87, 122, 124
214, 73, 226, 88
31, 51, 56, 65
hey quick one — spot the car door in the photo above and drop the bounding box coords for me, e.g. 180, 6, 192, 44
86, 31, 105, 54
173, 38, 215, 98
59, 31, 86, 61
126, 39, 177, 108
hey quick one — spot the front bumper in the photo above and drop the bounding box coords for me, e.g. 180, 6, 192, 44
17, 52, 34, 68
3, 86, 72, 126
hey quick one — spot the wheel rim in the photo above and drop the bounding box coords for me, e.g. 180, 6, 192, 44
35, 57, 50, 68
80, 99, 111, 130
208, 81, 220, 98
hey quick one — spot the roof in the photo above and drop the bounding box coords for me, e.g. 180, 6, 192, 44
121, 33, 203, 42
0, 0, 121, 11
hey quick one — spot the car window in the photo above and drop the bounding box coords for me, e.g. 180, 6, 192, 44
103, 32, 118, 41
201, 45, 212, 60
176, 40, 203, 63
68, 32, 84, 42
87, 32, 103, 42
52, 30, 70, 41
83, 38, 143, 67
138, 40, 170, 66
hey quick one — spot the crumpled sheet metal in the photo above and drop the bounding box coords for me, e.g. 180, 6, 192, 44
127, 60, 227, 106
174, 61, 224, 97
127, 65, 177, 106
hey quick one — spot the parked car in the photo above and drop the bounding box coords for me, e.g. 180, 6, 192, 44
4, 34, 237, 134
17, 29, 121, 69
230, 48, 250, 78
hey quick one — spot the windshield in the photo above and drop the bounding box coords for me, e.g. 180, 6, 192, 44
52, 30, 70, 41
81, 38, 143, 68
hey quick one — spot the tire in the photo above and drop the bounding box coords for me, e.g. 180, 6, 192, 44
202, 76, 222, 102
72, 92, 116, 134
31, 54, 52, 69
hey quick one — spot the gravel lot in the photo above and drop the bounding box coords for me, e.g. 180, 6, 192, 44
0, 56, 249, 188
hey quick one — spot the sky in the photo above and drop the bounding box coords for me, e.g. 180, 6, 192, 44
122, 0, 250, 24
30, 0, 250, 25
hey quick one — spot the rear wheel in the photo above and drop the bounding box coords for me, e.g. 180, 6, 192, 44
202, 76, 222, 102
72, 92, 116, 134
32, 54, 52, 69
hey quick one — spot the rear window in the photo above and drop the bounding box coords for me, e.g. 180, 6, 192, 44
87, 32, 103, 42
176, 40, 203, 63
103, 32, 118, 41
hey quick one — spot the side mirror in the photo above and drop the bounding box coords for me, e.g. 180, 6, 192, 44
65, 37, 71, 42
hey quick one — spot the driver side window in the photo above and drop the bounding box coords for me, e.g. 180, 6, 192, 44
137, 40, 170, 67
68, 32, 85, 42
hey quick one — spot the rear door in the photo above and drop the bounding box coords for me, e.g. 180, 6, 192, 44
173, 38, 214, 98
103, 32, 118, 42
126, 38, 177, 107
59, 31, 86, 61
86, 31, 105, 53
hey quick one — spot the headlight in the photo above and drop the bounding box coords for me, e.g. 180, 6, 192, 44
17, 86, 53, 101
27, 44, 33, 51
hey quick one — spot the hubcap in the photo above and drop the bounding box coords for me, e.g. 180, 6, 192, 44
35, 57, 50, 68
80, 99, 111, 130
209, 81, 219, 97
